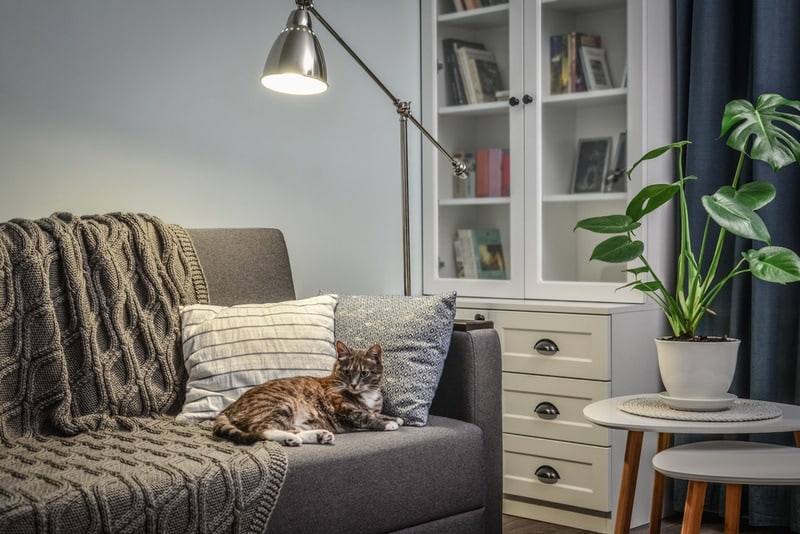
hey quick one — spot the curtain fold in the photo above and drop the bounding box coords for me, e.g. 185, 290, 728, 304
674, 0, 800, 529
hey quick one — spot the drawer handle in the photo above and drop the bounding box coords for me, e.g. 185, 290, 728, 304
535, 465, 560, 485
534, 338, 559, 356
534, 401, 560, 420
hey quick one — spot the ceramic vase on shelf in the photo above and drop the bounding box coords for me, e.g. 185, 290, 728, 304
655, 337, 740, 410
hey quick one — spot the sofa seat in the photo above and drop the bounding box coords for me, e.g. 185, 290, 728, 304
268, 416, 486, 534
0, 419, 288, 533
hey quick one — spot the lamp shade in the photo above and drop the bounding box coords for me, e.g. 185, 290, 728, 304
261, 9, 328, 95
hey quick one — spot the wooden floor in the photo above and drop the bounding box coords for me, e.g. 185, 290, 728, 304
502, 514, 794, 533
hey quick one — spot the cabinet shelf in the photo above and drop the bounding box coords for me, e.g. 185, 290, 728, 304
438, 4, 509, 28
439, 101, 508, 116
542, 88, 627, 108
543, 192, 626, 203
440, 197, 511, 207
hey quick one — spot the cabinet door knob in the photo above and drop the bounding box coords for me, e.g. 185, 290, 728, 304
534, 401, 560, 420
508, 96, 520, 106
533, 338, 559, 356
522, 94, 533, 104
535, 465, 560, 484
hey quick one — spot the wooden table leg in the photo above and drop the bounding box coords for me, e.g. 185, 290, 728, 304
649, 432, 672, 533
794, 431, 800, 448
724, 483, 742, 534
682, 480, 707, 534
615, 430, 644, 534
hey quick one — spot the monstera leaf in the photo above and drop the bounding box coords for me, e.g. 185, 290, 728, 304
721, 94, 800, 172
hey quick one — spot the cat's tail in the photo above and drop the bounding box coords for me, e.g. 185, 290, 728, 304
213, 413, 264, 445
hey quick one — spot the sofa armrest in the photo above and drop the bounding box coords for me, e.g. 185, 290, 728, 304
430, 326, 502, 534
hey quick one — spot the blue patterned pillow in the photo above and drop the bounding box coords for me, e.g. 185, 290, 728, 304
333, 292, 456, 426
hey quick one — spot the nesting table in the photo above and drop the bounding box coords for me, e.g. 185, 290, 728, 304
583, 394, 800, 534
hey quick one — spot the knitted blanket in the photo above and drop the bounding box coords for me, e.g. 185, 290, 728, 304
0, 213, 287, 533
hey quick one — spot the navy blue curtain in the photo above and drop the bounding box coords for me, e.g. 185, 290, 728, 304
675, 0, 800, 529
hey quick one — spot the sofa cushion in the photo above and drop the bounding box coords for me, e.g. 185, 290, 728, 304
333, 292, 457, 426
177, 294, 338, 421
267, 415, 485, 534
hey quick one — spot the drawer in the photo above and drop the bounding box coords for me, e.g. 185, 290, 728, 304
492, 310, 610, 380
503, 373, 610, 446
504, 434, 610, 512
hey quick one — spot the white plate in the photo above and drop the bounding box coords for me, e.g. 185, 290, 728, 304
659, 392, 737, 412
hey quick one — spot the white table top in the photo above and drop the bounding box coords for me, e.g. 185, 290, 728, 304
584, 394, 800, 434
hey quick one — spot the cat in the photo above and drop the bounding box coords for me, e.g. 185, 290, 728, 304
213, 340, 404, 446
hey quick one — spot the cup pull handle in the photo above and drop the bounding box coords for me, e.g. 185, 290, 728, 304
534, 338, 559, 356
535, 465, 560, 484
534, 401, 560, 420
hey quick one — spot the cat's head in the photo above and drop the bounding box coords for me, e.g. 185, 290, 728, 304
333, 340, 384, 393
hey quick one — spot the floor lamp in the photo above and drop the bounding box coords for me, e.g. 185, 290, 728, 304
260, 0, 466, 296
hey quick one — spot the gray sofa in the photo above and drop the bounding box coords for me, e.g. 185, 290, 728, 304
0, 215, 502, 534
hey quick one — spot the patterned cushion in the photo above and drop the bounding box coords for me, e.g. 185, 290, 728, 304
176, 295, 338, 421
333, 292, 456, 426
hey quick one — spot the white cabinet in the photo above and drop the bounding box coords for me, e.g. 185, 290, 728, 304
456, 300, 663, 532
421, 0, 673, 303
422, 2, 673, 529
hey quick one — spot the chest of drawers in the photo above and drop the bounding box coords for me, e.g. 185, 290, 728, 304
456, 300, 663, 532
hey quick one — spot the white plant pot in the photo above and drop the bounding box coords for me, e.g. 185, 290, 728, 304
655, 337, 740, 399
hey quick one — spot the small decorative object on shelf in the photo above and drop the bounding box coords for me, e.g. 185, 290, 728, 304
572, 137, 612, 194
604, 132, 627, 193
579, 46, 613, 90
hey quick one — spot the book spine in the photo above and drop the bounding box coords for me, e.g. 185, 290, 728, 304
501, 149, 510, 197
475, 148, 490, 197
456, 229, 478, 278
488, 148, 503, 197
549, 34, 563, 95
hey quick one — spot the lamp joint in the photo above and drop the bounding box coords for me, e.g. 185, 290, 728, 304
396, 101, 411, 119
295, 0, 313, 9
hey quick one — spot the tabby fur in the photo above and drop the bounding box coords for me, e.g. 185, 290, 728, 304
213, 341, 403, 446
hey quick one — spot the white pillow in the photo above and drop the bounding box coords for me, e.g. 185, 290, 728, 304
176, 294, 338, 422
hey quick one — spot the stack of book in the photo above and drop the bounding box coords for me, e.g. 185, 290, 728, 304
549, 32, 609, 94
453, 149, 509, 198
442, 38, 505, 106
453, 228, 507, 280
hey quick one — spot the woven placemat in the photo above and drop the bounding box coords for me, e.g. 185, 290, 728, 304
619, 397, 782, 422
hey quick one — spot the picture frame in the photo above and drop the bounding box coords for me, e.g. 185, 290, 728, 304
572, 137, 612, 194
604, 132, 627, 193
579, 46, 613, 90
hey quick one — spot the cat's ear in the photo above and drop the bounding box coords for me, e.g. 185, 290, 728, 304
367, 343, 382, 364
336, 340, 351, 361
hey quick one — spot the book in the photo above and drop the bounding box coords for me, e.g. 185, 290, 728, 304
458, 228, 506, 279
442, 39, 486, 105
455, 229, 479, 278
549, 34, 566, 95
457, 47, 502, 104
501, 150, 510, 197
475, 148, 503, 197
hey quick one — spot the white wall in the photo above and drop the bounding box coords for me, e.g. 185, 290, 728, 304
0, 0, 422, 298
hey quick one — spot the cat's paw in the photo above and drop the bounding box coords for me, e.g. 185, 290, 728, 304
394, 417, 405, 427
284, 435, 303, 447
317, 430, 335, 445
383, 421, 400, 431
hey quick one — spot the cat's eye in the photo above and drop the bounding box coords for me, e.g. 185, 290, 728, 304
360, 370, 369, 377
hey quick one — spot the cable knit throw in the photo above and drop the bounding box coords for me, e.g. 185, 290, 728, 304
0, 213, 287, 533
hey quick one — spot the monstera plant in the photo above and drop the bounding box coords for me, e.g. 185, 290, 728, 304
576, 93, 800, 339
574, 94, 800, 403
